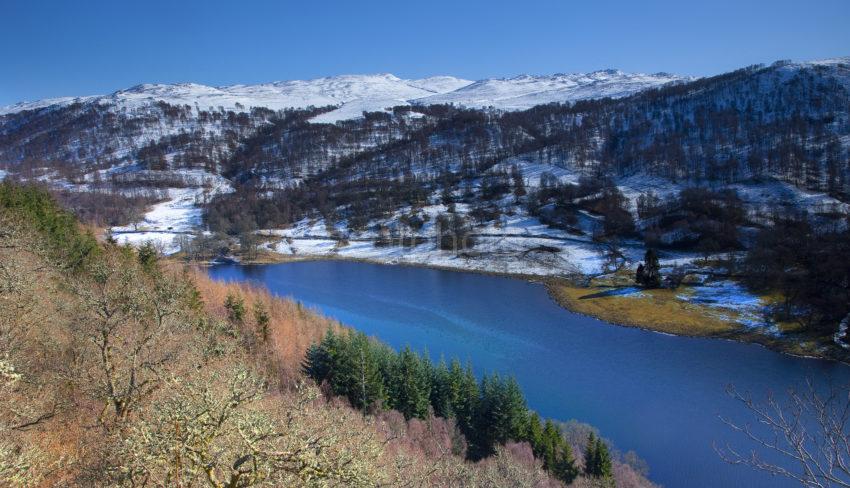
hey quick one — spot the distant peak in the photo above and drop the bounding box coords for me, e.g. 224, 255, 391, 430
117, 82, 212, 94
592, 68, 622, 75
121, 83, 158, 93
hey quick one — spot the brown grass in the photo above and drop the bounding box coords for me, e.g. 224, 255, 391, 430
188, 267, 342, 379
547, 280, 738, 337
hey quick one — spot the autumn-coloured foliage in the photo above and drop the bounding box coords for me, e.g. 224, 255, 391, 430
0, 182, 656, 487
187, 267, 341, 381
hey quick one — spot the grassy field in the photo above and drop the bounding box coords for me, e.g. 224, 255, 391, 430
546, 274, 845, 361
547, 280, 737, 337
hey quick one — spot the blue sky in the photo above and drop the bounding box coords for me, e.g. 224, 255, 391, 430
1, 0, 848, 106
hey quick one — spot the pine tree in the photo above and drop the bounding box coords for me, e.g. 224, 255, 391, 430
525, 418, 578, 484
224, 293, 246, 323
552, 443, 579, 484
637, 248, 662, 288
548, 421, 565, 465
474, 374, 529, 459
472, 374, 497, 459
137, 242, 158, 274
584, 432, 598, 475
350, 333, 385, 412
500, 376, 529, 441
430, 358, 454, 418
301, 329, 337, 383
595, 436, 613, 479
391, 347, 431, 420
322, 332, 386, 412
253, 301, 270, 342
302, 343, 330, 382
635, 263, 645, 285
584, 432, 612, 479
512, 165, 527, 198
448, 360, 479, 440
526, 413, 545, 459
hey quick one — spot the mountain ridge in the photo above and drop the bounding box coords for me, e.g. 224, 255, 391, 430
0, 56, 848, 342
0, 69, 686, 120
4, 56, 847, 119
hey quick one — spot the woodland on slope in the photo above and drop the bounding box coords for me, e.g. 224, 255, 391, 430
1, 58, 849, 345
2, 60, 847, 197
0, 182, 656, 487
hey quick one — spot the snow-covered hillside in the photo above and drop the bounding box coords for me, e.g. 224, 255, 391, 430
0, 69, 684, 122
2, 56, 848, 274
415, 70, 686, 110
0, 74, 472, 120
5, 56, 848, 124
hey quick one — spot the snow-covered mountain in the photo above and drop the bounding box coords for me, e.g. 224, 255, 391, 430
0, 69, 685, 122
1, 56, 848, 281
0, 74, 471, 122
415, 70, 687, 110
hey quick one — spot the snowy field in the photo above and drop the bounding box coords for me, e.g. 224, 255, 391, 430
109, 171, 232, 254
270, 233, 609, 277
259, 202, 631, 277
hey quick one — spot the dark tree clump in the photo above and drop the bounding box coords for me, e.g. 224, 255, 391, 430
636, 248, 662, 288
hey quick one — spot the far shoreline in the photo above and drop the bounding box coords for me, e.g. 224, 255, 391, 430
189, 251, 849, 365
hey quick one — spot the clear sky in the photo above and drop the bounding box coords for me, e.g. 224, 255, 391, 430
1, 0, 848, 106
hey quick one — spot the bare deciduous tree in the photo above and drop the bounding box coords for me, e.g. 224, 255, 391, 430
0, 213, 65, 484
717, 380, 850, 487
120, 371, 387, 487
69, 250, 192, 427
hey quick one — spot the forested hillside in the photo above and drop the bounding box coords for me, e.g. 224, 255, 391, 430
1, 57, 848, 353
0, 182, 655, 487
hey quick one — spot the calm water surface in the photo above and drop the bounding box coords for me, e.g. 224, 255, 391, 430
209, 261, 850, 488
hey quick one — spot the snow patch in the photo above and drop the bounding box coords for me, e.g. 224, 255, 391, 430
677, 280, 776, 333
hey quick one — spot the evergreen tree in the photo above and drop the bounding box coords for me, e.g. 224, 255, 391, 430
500, 376, 530, 441
552, 443, 579, 485
541, 420, 562, 469
512, 164, 527, 198
524, 415, 578, 484
472, 374, 497, 459
137, 241, 158, 274
302, 343, 329, 381
584, 432, 598, 475
526, 413, 545, 459
584, 432, 612, 479
253, 301, 270, 342
299, 332, 584, 483
301, 329, 338, 382
635, 263, 645, 285
637, 248, 662, 288
331, 332, 384, 410
343, 333, 385, 412
474, 374, 529, 459
448, 360, 479, 441
0, 182, 98, 269
595, 436, 613, 479
430, 358, 454, 418
224, 293, 246, 323
303, 331, 386, 411
390, 347, 431, 420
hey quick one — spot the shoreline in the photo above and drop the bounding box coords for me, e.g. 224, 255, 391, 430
544, 280, 846, 364
191, 251, 847, 365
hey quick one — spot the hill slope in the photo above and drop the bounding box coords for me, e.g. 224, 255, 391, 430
0, 182, 656, 487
